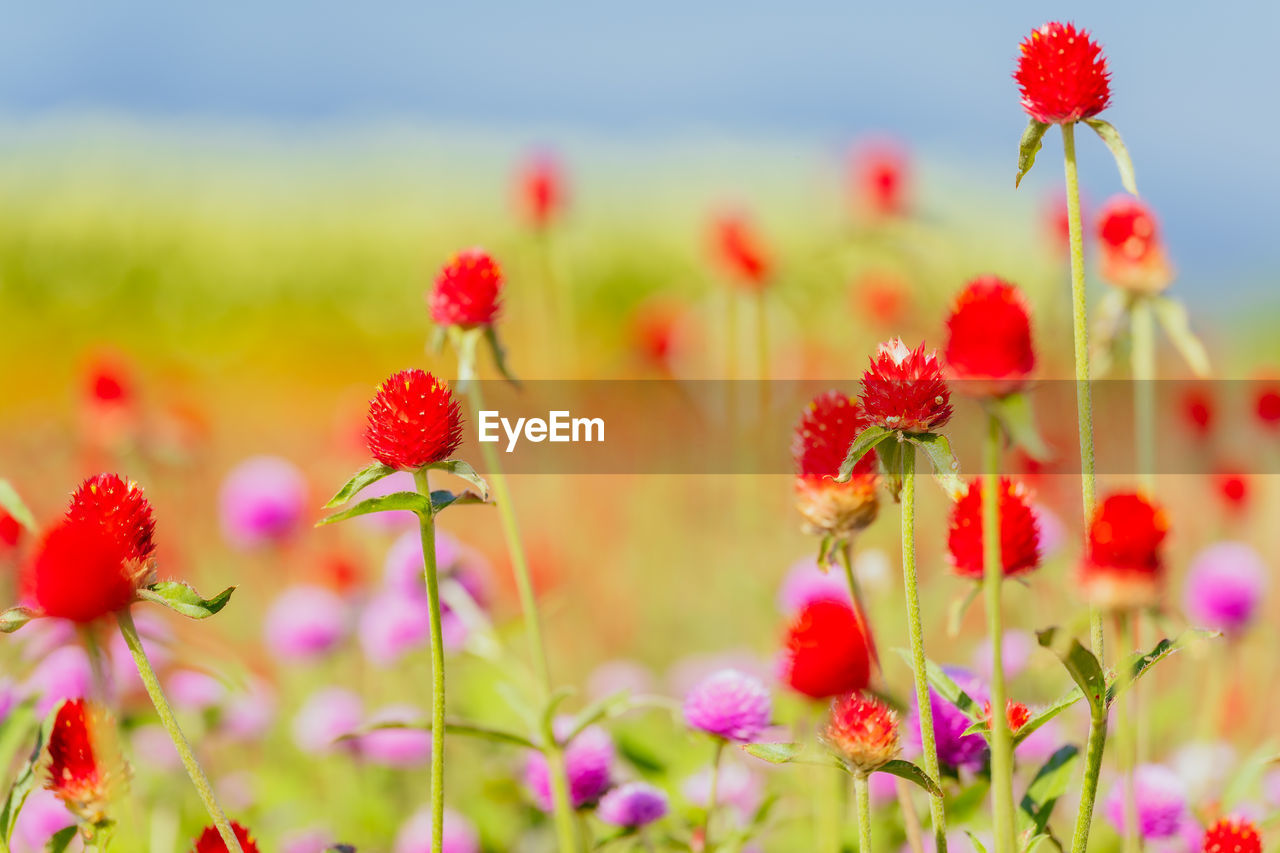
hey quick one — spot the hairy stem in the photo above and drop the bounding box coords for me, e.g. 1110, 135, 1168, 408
1114, 612, 1140, 853
854, 772, 872, 853
984, 414, 1015, 853
1068, 710, 1109, 853
412, 469, 448, 853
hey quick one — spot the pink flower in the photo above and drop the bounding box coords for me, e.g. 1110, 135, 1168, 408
598, 782, 669, 828
352, 471, 418, 532
683, 669, 772, 743
22, 645, 95, 716
1182, 542, 1267, 636
166, 669, 226, 712
383, 530, 489, 605
219, 678, 277, 742
292, 687, 362, 754
682, 761, 761, 821
357, 705, 431, 767
1103, 764, 1188, 841
281, 828, 336, 853
130, 724, 182, 772
525, 718, 614, 810
264, 585, 349, 661
218, 456, 308, 548
394, 808, 479, 853
11, 789, 74, 853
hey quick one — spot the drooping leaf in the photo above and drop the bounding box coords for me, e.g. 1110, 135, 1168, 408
0, 606, 36, 634
879, 759, 942, 797
323, 461, 397, 508
1015, 118, 1051, 188
1023, 833, 1056, 853
987, 393, 1050, 461
836, 426, 892, 483
484, 324, 521, 388
317, 491, 430, 526
1018, 745, 1079, 843
741, 742, 803, 764
894, 648, 983, 722
1150, 296, 1210, 378
426, 459, 491, 501
44, 824, 78, 853
908, 433, 963, 499
1105, 629, 1218, 707
1084, 119, 1138, 196
0, 480, 36, 532
429, 489, 487, 513
1037, 628, 1106, 716
138, 582, 235, 620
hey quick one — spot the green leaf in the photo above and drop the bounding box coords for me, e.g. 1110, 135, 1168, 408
1105, 629, 1217, 707
908, 433, 963, 499
425, 459, 491, 501
137, 582, 235, 619
879, 759, 942, 797
0, 607, 36, 634
44, 825, 78, 853
741, 742, 802, 764
1023, 834, 1055, 853
1015, 118, 1050, 188
0, 481, 36, 533
1, 719, 48, 844
835, 425, 892, 483
987, 393, 1050, 461
1150, 296, 1210, 378
1222, 741, 1279, 810
317, 491, 430, 525
965, 830, 991, 853
1037, 628, 1106, 717
1018, 745, 1080, 843
1084, 118, 1138, 196
877, 436, 905, 500
484, 324, 521, 388
429, 489, 487, 513
323, 461, 397, 508
894, 648, 983, 722
564, 690, 632, 746
1013, 688, 1085, 747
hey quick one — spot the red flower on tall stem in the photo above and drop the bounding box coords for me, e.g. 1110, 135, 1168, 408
1253, 379, 1280, 430
947, 477, 1041, 580
779, 599, 872, 699
192, 822, 261, 853
517, 155, 565, 230
860, 339, 952, 433
944, 276, 1036, 396
428, 249, 504, 328
22, 519, 144, 623
823, 691, 900, 772
850, 141, 909, 220
709, 212, 771, 290
67, 473, 157, 563
1014, 22, 1111, 125
791, 392, 880, 537
1079, 492, 1168, 610
1096, 196, 1174, 292
364, 369, 464, 471
45, 699, 127, 825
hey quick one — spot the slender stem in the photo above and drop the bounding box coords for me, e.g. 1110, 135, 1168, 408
896, 777, 926, 853
1068, 710, 1109, 853
1114, 612, 1140, 853
412, 469, 447, 853
704, 739, 726, 851
1130, 295, 1156, 495
854, 772, 872, 853
900, 444, 947, 852
754, 289, 769, 418
983, 414, 1015, 853
1061, 122, 1104, 662
116, 609, 243, 853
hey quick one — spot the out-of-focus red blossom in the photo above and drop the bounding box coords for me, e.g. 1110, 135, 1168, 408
22, 518, 146, 622
1213, 472, 1249, 514
86, 358, 132, 405
824, 691, 900, 772
1254, 380, 1280, 429
1079, 492, 1169, 610
46, 699, 126, 824
791, 392, 880, 537
709, 212, 771, 290
517, 155, 564, 230
851, 271, 911, 329
947, 477, 1041, 580
192, 822, 261, 853
322, 554, 364, 594
983, 699, 1030, 734
1044, 192, 1073, 256
428, 249, 504, 328
364, 369, 464, 471
944, 276, 1036, 396
860, 339, 952, 434
0, 509, 21, 552
780, 599, 872, 699
1201, 817, 1262, 853
67, 474, 157, 563
1014, 22, 1111, 125
630, 300, 686, 373
1096, 196, 1174, 292
1181, 387, 1214, 438
850, 142, 909, 220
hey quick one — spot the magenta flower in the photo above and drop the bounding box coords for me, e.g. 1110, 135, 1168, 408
683, 669, 772, 743
358, 591, 430, 665
394, 808, 479, 853
358, 705, 432, 767
598, 782, 670, 828
908, 667, 989, 771
867, 771, 898, 809
264, 585, 349, 661
281, 828, 336, 853
777, 557, 852, 613
292, 687, 363, 754
383, 529, 489, 606
130, 723, 182, 772
1103, 764, 1188, 840
1182, 542, 1267, 636
525, 718, 614, 810
107, 611, 172, 698
166, 669, 226, 712
218, 455, 308, 548
22, 644, 95, 716
11, 789, 74, 853
0, 679, 16, 726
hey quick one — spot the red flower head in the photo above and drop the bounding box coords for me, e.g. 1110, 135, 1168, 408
67, 474, 157, 563
630, 300, 687, 373
22, 516, 152, 623
823, 691, 900, 772
944, 276, 1036, 396
1096, 196, 1174, 292
780, 599, 872, 699
1213, 472, 1249, 515
850, 142, 909, 220
428, 248, 504, 328
1080, 492, 1169, 610
517, 154, 565, 230
860, 339, 952, 434
192, 822, 261, 853
85, 356, 132, 406
1181, 387, 1214, 439
1254, 379, 1280, 429
1201, 817, 1262, 853
947, 477, 1041, 580
791, 392, 880, 537
1015, 22, 1111, 125
851, 271, 911, 329
364, 369, 464, 471
0, 509, 22, 552
45, 699, 128, 824
983, 699, 1031, 734
709, 212, 771, 290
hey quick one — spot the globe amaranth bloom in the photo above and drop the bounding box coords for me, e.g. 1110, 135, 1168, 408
22, 518, 149, 624
263, 585, 349, 662
217, 456, 308, 549
823, 692, 900, 773
192, 821, 260, 853
1080, 492, 1169, 611
45, 699, 128, 826
516, 155, 564, 231
66, 473, 156, 562
364, 369, 464, 471
709, 211, 771, 290
1103, 764, 1188, 841
944, 276, 1036, 397
910, 668, 989, 771
947, 477, 1041, 580
850, 141, 909, 220
597, 782, 670, 828
983, 699, 1031, 735
1201, 817, 1262, 853
1182, 542, 1267, 636
682, 669, 772, 743
779, 599, 872, 699
1096, 196, 1174, 293
428, 248, 504, 328
1015, 22, 1111, 125
860, 339, 952, 434
791, 391, 880, 537
525, 717, 614, 810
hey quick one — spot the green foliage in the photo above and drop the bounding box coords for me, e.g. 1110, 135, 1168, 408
1015, 118, 1050, 188
138, 581, 236, 619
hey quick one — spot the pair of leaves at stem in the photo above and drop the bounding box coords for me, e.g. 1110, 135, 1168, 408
319, 459, 491, 527
837, 426, 964, 501
1016, 117, 1137, 196
1093, 291, 1211, 379
431, 325, 520, 391
0, 581, 235, 636
740, 741, 942, 798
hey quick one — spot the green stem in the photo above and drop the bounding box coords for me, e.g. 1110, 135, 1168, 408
1114, 612, 1140, 853
1130, 295, 1156, 495
705, 739, 726, 851
116, 609, 243, 853
900, 444, 947, 852
411, 468, 448, 853
1068, 710, 1109, 853
984, 415, 1015, 853
854, 773, 872, 853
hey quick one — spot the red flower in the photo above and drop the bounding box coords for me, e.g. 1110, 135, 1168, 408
1181, 387, 1214, 438
1045, 192, 1072, 256
850, 142, 909, 220
791, 392, 880, 537
860, 339, 952, 433
944, 276, 1035, 396
22, 517, 149, 622
1201, 817, 1262, 853
709, 212, 771, 290
780, 599, 872, 699
67, 474, 157, 563
428, 249, 504, 328
824, 691, 900, 772
983, 699, 1030, 734
630, 300, 686, 373
517, 155, 564, 229
46, 699, 126, 824
0, 509, 21, 551
86, 358, 132, 405
852, 271, 911, 329
947, 477, 1041, 580
1096, 196, 1174, 292
1214, 472, 1249, 515
1079, 492, 1168, 610
1014, 22, 1111, 125
364, 369, 464, 471
1254, 381, 1280, 429
192, 822, 261, 853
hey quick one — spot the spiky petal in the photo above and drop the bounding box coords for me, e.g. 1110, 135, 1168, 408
779, 599, 872, 699
860, 339, 952, 433
983, 699, 1031, 735
1014, 22, 1111, 125
428, 249, 504, 328
45, 699, 128, 825
192, 821, 261, 853
944, 276, 1036, 396
1201, 817, 1263, 853
364, 369, 464, 471
1080, 492, 1169, 610
22, 518, 147, 623
823, 691, 900, 773
791, 391, 880, 537
67, 474, 157, 563
947, 477, 1041, 580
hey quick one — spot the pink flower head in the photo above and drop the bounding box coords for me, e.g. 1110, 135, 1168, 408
263, 585, 349, 661
598, 782, 670, 828
220, 678, 277, 742
1182, 542, 1267, 636
860, 338, 952, 433
292, 687, 363, 754
281, 828, 336, 853
351, 471, 418, 532
777, 557, 852, 614
1103, 764, 1188, 840
218, 456, 308, 548
394, 808, 479, 853
525, 717, 614, 810
166, 669, 226, 712
11, 789, 74, 853
358, 705, 431, 767
22, 645, 95, 716
383, 529, 489, 607
682, 669, 772, 743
